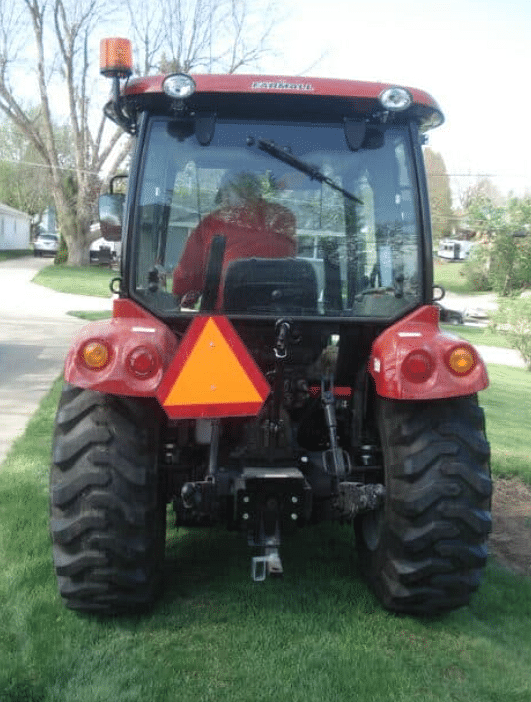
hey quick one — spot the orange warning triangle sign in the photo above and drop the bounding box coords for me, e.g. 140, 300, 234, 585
157, 316, 270, 419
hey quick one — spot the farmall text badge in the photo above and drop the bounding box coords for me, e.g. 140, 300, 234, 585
251, 81, 314, 91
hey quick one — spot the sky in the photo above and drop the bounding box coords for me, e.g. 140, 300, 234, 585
257, 0, 531, 201
18, 0, 529, 203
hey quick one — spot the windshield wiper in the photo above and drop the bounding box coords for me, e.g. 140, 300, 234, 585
252, 138, 363, 205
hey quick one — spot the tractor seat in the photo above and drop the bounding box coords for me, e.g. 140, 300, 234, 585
222, 258, 318, 315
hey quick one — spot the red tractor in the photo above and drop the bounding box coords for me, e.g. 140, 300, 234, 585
50, 38, 491, 615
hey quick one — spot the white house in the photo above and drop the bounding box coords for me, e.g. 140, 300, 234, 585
0, 202, 31, 250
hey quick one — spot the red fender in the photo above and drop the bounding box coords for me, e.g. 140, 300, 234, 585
64, 299, 178, 397
369, 305, 489, 400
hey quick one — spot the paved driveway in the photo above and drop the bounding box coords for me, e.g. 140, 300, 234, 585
0, 257, 112, 464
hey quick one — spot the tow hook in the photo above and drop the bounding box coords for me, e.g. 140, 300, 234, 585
235, 466, 309, 581
252, 549, 283, 581
252, 539, 284, 582
250, 503, 284, 582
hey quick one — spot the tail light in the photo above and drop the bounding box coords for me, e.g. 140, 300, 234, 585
126, 346, 160, 379
402, 350, 435, 383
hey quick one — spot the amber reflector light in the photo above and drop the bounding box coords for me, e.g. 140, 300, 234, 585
82, 341, 110, 369
447, 346, 476, 375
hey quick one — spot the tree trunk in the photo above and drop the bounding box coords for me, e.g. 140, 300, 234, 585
50, 164, 99, 266
64, 230, 92, 266
53, 189, 93, 266
60, 212, 94, 267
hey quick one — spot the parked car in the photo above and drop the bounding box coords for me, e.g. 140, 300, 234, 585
437, 303, 464, 325
33, 232, 59, 257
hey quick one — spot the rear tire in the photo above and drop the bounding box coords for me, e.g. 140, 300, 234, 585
50, 383, 166, 613
355, 395, 491, 615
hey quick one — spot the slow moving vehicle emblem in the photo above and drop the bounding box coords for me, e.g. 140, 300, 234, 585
156, 316, 270, 418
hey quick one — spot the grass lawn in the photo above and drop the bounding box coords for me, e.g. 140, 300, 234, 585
441, 324, 513, 349
481, 364, 531, 484
433, 260, 483, 295
32, 264, 115, 298
0, 250, 32, 262
1, 370, 531, 702
68, 310, 113, 321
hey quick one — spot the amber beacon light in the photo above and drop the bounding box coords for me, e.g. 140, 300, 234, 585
100, 38, 133, 78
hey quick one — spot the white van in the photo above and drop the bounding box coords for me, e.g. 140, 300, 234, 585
438, 239, 473, 261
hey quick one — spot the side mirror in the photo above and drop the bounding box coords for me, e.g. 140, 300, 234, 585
433, 284, 445, 302
99, 193, 125, 241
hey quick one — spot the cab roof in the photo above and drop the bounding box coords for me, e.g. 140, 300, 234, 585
116, 73, 444, 133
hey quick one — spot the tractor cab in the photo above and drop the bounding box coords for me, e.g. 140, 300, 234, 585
48, 39, 491, 615
105, 76, 439, 327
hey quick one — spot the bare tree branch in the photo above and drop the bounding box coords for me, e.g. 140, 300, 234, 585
125, 0, 282, 75
0, 0, 126, 264
126, 0, 166, 74
22, 0, 59, 172
95, 124, 128, 172
101, 137, 133, 193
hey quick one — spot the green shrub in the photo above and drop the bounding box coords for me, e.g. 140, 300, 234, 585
463, 246, 492, 291
464, 233, 531, 296
54, 235, 68, 265
490, 295, 531, 369
489, 234, 531, 296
